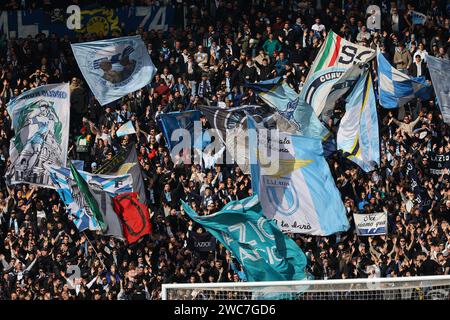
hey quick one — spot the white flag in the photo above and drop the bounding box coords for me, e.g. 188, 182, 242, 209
353, 212, 388, 236
116, 120, 136, 137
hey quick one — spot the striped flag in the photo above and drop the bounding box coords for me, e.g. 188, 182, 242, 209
377, 49, 432, 109
47, 164, 131, 234
337, 68, 380, 172
301, 31, 375, 119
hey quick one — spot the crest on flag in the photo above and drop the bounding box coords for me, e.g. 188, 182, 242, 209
71, 36, 157, 105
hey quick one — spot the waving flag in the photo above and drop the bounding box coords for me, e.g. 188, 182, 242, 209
199, 105, 296, 173
47, 165, 132, 233
6, 83, 70, 188
158, 110, 204, 150
411, 11, 427, 25
425, 55, 450, 124
116, 120, 136, 137
113, 192, 151, 244
182, 196, 307, 282
94, 146, 148, 205
337, 68, 380, 172
249, 79, 329, 138
301, 31, 375, 119
69, 162, 107, 232
249, 78, 337, 157
248, 116, 349, 235
377, 49, 432, 108
71, 35, 156, 106
405, 160, 432, 210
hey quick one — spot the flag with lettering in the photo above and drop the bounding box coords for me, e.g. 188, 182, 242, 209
353, 212, 387, 236
182, 195, 307, 282
6, 83, 70, 188
248, 116, 349, 235
411, 11, 427, 25
188, 231, 216, 252
199, 105, 297, 173
248, 78, 336, 157
301, 31, 375, 120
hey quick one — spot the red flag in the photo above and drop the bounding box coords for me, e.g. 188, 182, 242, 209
113, 192, 151, 244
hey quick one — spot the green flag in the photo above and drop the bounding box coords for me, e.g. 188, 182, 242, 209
69, 161, 107, 232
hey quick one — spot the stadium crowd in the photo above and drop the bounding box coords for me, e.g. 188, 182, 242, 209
0, 0, 449, 300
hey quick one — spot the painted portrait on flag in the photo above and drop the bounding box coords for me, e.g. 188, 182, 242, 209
6, 83, 70, 188
71, 35, 157, 105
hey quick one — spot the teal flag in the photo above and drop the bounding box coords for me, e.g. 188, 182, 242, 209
182, 196, 307, 282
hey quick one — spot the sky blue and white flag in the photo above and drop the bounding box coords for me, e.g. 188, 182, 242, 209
377, 49, 432, 108
199, 105, 297, 173
250, 79, 329, 139
182, 195, 307, 282
6, 83, 70, 188
337, 69, 380, 172
411, 11, 427, 25
353, 212, 387, 236
116, 120, 136, 137
71, 35, 157, 106
47, 165, 132, 232
425, 55, 450, 124
248, 79, 337, 157
248, 116, 349, 235
300, 31, 375, 121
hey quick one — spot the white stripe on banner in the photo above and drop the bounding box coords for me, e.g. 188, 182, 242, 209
353, 212, 388, 236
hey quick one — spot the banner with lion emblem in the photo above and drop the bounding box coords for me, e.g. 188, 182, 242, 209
6, 83, 70, 187
71, 35, 157, 106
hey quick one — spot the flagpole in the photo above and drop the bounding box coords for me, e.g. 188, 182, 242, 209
83, 231, 107, 270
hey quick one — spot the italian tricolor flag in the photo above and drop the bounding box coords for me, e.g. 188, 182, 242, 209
306, 31, 375, 82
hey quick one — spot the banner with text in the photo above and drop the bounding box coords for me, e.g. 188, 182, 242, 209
353, 212, 387, 236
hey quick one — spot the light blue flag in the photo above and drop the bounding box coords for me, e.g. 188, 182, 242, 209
71, 35, 157, 106
116, 120, 136, 137
425, 55, 450, 125
377, 49, 432, 108
249, 79, 336, 157
337, 69, 380, 172
181, 195, 307, 282
411, 11, 427, 25
248, 116, 349, 235
46, 165, 132, 232
249, 79, 329, 139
